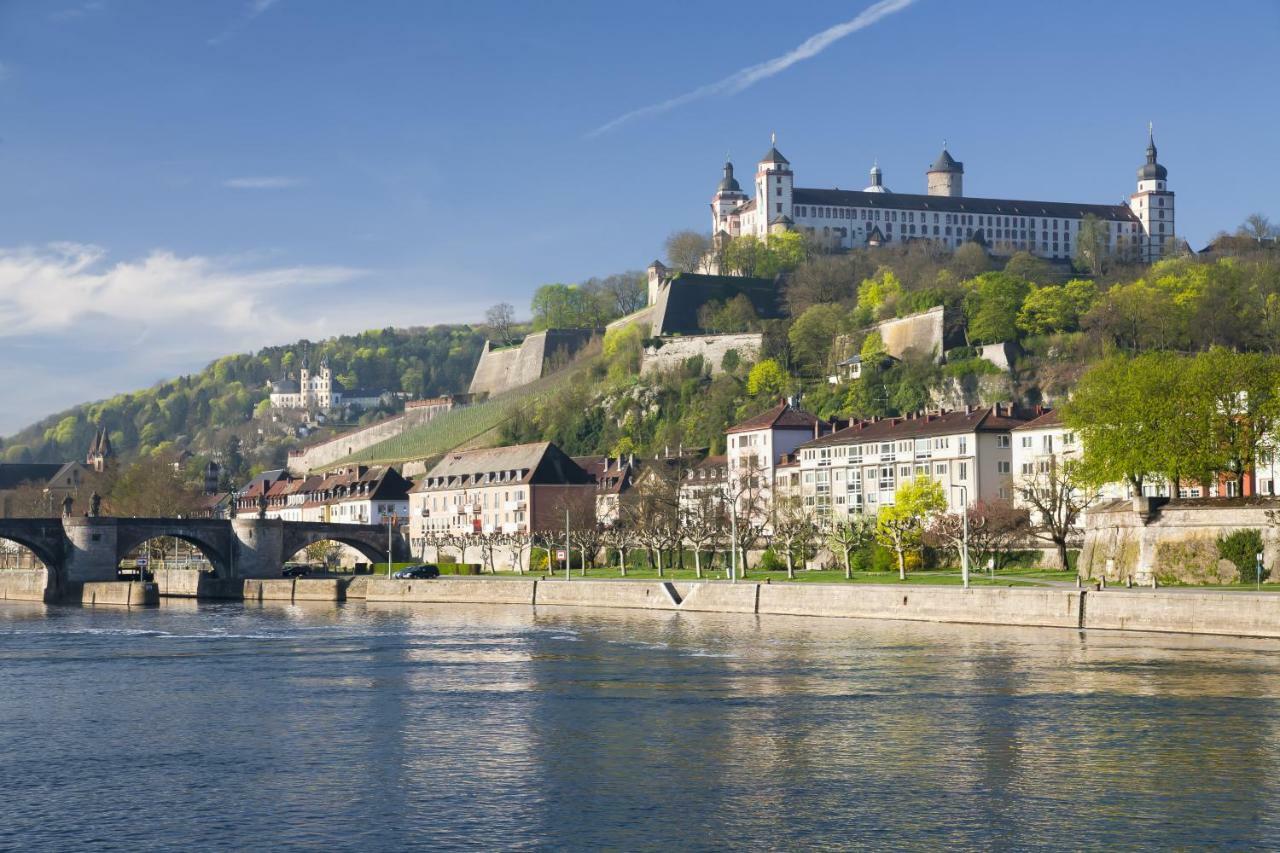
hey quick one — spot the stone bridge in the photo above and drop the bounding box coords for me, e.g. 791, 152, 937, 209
0, 517, 408, 601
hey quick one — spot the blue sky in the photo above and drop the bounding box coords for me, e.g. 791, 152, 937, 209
0, 0, 1277, 434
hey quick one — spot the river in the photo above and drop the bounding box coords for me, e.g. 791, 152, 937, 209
2, 599, 1278, 850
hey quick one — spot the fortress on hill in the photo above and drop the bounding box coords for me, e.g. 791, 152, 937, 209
708, 129, 1176, 264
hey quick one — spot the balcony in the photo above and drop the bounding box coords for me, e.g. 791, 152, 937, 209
504, 500, 527, 512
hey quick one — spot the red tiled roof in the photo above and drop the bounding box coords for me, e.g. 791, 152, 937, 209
1012, 408, 1064, 430
801, 406, 1029, 448
727, 401, 820, 434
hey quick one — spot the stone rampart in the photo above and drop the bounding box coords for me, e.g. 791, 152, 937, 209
286, 399, 455, 474
468, 330, 598, 398
641, 333, 763, 377
876, 305, 949, 361
1080, 499, 1280, 585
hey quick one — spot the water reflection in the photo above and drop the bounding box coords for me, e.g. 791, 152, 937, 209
2, 600, 1279, 850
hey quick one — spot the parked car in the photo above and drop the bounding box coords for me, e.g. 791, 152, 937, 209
282, 564, 310, 578
393, 565, 440, 580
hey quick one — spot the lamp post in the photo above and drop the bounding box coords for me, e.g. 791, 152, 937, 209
950, 484, 969, 589
382, 511, 394, 578
564, 509, 571, 581
729, 499, 738, 584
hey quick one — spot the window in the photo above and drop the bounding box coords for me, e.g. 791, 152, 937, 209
958, 462, 968, 480
958, 437, 968, 455
1020, 436, 1032, 448
934, 463, 947, 475
997, 435, 1010, 448
997, 461, 1011, 474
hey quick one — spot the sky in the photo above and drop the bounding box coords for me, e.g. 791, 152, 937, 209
0, 0, 1277, 434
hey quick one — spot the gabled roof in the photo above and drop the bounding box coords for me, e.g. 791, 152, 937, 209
800, 406, 1030, 448
0, 463, 64, 490
760, 146, 789, 165
1012, 408, 1064, 431
728, 401, 821, 434
416, 442, 593, 490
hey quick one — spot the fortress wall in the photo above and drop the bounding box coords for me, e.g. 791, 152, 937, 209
876, 305, 946, 361
286, 399, 455, 474
467, 330, 598, 398
641, 333, 763, 377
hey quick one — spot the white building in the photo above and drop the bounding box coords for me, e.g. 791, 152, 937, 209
268, 359, 390, 412
710, 130, 1174, 263
794, 405, 1029, 526
726, 401, 827, 527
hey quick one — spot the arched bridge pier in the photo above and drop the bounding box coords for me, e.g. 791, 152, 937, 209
0, 517, 408, 602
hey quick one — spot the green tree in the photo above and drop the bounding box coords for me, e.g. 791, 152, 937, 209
787, 303, 845, 375
853, 268, 904, 324
875, 476, 947, 579
746, 359, 792, 398
964, 272, 1031, 344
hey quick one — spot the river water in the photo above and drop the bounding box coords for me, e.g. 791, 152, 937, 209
2, 600, 1279, 851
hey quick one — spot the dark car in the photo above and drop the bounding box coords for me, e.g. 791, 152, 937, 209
393, 565, 440, 580
282, 564, 310, 578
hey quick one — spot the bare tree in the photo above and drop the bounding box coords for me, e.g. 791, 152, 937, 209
569, 523, 604, 575
484, 303, 517, 346
664, 230, 712, 274
827, 515, 876, 579
681, 490, 725, 579
599, 272, 648, 317
601, 521, 640, 577
1240, 213, 1277, 242
771, 497, 816, 578
500, 532, 529, 574
1015, 462, 1094, 571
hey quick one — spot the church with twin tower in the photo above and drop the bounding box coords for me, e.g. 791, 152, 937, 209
710, 130, 1175, 263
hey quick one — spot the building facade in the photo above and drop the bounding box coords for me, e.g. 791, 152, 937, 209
726, 401, 828, 528
794, 405, 1030, 527
268, 359, 390, 412
710, 131, 1174, 263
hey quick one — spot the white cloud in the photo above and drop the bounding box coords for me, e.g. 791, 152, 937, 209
223, 176, 305, 189
589, 0, 918, 137
0, 242, 361, 342
50, 2, 106, 23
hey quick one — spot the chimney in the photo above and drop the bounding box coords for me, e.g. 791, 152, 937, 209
965, 404, 973, 415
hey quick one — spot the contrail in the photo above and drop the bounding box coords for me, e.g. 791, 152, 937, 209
588, 0, 918, 138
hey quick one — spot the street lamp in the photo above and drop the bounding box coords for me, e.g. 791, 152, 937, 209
381, 511, 395, 578
950, 484, 969, 589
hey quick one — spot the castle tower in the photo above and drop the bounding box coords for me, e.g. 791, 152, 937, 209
1128, 125, 1174, 263
864, 160, 890, 193
299, 358, 311, 408
756, 134, 793, 236
318, 359, 334, 408
710, 160, 747, 235
86, 424, 115, 473
927, 145, 963, 196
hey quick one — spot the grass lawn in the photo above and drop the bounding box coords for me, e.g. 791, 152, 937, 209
490, 565, 1053, 586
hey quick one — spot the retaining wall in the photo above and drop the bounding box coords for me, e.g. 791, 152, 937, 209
365, 577, 537, 605
0, 570, 50, 602
756, 584, 1083, 629
80, 581, 158, 607
1084, 590, 1280, 638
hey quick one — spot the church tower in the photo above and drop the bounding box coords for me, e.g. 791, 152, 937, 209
710, 160, 747, 235
1128, 126, 1174, 262
317, 359, 334, 408
927, 145, 964, 197
756, 134, 793, 236
86, 424, 115, 473
299, 357, 312, 408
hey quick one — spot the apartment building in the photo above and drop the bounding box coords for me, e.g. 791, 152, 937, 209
726, 401, 828, 526
795, 405, 1030, 526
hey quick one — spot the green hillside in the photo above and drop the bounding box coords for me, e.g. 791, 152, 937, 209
326, 348, 602, 468
0, 325, 486, 477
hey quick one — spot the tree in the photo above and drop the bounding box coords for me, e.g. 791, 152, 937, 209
665, 230, 712, 274
1014, 459, 1093, 571
787, 303, 845, 375
1016, 280, 1097, 336
107, 454, 203, 518
853, 268, 904, 325
601, 521, 641, 577
771, 497, 816, 578
784, 254, 868, 315
827, 515, 876, 579
875, 476, 947, 579
964, 272, 1031, 344
681, 488, 726, 579
1239, 213, 1277, 242
1065, 354, 1172, 493
697, 294, 759, 333
950, 242, 992, 279
1074, 214, 1108, 276
599, 272, 648, 316
746, 359, 792, 398
485, 303, 517, 346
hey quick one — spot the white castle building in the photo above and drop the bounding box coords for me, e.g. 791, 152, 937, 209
710, 130, 1175, 263
268, 359, 389, 412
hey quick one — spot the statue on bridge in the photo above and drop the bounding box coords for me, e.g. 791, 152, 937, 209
61, 495, 73, 518
256, 492, 268, 519
89, 492, 101, 518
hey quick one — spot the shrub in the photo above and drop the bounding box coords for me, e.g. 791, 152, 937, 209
439, 563, 481, 576
758, 548, 786, 571
1217, 529, 1266, 581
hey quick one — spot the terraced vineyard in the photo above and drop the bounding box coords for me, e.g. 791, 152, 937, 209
325, 354, 599, 469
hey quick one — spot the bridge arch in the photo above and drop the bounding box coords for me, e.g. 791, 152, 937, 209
282, 530, 388, 568
114, 526, 231, 578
